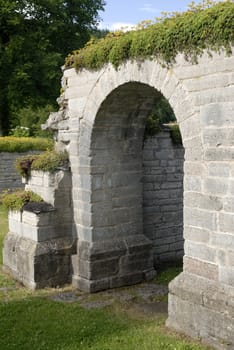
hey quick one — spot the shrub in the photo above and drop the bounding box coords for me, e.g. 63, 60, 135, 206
0, 137, 54, 153
31, 150, 69, 172
1, 190, 43, 211
15, 155, 36, 177
9, 126, 30, 138
16, 150, 69, 177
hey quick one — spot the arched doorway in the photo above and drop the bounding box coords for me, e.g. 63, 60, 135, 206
72, 82, 184, 291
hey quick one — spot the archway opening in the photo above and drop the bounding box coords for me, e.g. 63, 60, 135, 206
89, 82, 184, 286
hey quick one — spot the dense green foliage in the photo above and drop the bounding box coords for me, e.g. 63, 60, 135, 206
144, 95, 178, 140
16, 150, 69, 177
0, 0, 106, 135
11, 105, 55, 137
169, 124, 183, 145
1, 190, 42, 211
0, 137, 53, 153
65, 1, 234, 71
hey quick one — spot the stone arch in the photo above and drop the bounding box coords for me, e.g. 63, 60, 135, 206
89, 80, 184, 260
74, 61, 202, 240
66, 51, 234, 347
3, 48, 234, 348
71, 59, 202, 293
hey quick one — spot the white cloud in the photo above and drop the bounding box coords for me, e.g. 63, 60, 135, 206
139, 3, 161, 14
98, 21, 136, 32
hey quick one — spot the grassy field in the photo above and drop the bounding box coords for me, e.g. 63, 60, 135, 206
0, 205, 212, 350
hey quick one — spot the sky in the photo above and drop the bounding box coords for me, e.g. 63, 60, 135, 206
98, 0, 204, 31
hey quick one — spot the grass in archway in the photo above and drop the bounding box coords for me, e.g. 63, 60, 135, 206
0, 205, 212, 350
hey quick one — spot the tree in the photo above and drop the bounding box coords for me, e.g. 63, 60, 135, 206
0, 0, 105, 135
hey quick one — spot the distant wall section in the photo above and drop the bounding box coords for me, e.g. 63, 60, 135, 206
0, 151, 39, 194
143, 129, 184, 266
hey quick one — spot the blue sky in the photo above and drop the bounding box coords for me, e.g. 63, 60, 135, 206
98, 0, 203, 30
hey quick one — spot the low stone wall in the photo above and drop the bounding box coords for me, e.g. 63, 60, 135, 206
143, 130, 184, 266
3, 169, 75, 289
0, 151, 39, 194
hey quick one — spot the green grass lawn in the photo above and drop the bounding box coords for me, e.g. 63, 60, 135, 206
0, 205, 212, 350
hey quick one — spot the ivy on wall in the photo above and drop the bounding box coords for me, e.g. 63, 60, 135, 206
65, 1, 234, 71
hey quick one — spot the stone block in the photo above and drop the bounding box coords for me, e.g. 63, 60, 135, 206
184, 256, 218, 281
184, 192, 223, 211
77, 239, 127, 262
77, 257, 120, 280
184, 176, 202, 191
72, 275, 110, 293
219, 267, 234, 286
211, 232, 234, 251
200, 102, 234, 127
110, 272, 144, 289
124, 234, 152, 254
184, 225, 210, 244
219, 212, 234, 234
204, 147, 234, 161
185, 240, 216, 263
167, 272, 234, 349
3, 232, 75, 289
208, 162, 230, 177
203, 177, 229, 195
224, 197, 234, 212
203, 128, 234, 147
119, 251, 153, 275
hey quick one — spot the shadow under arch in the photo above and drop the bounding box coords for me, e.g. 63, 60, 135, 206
72, 81, 185, 291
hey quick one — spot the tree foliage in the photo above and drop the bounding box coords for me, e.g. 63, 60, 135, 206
0, 0, 105, 134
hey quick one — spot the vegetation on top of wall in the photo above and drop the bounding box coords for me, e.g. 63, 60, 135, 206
0, 137, 53, 153
1, 190, 43, 211
16, 150, 69, 178
65, 1, 234, 71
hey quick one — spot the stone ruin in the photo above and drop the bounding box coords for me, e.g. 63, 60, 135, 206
3, 48, 234, 349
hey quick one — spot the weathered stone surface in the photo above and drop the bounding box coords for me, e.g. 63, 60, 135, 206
3, 232, 76, 289
0, 151, 40, 193
167, 272, 234, 350
3, 47, 234, 349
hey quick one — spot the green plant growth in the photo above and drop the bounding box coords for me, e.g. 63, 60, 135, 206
0, 137, 53, 153
156, 265, 183, 285
9, 126, 30, 137
0, 296, 213, 350
169, 124, 183, 145
16, 150, 69, 177
144, 95, 182, 145
145, 95, 177, 137
0, 205, 211, 350
10, 105, 55, 137
65, 1, 234, 71
1, 190, 43, 211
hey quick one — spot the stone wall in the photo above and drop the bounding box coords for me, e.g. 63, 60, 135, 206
143, 129, 184, 266
3, 48, 234, 349
3, 169, 75, 289
0, 151, 39, 194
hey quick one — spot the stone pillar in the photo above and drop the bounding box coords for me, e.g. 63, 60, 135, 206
3, 170, 75, 288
